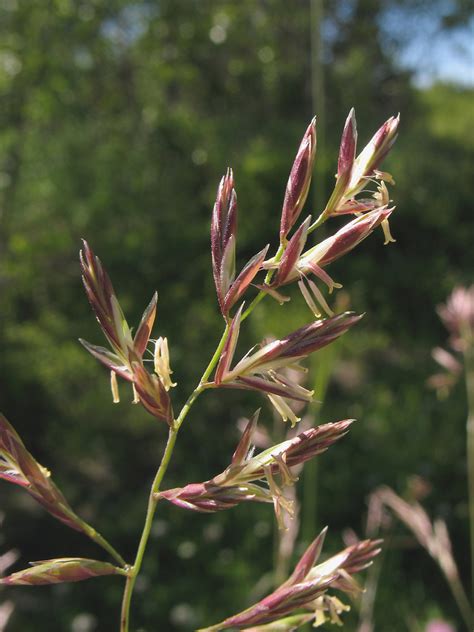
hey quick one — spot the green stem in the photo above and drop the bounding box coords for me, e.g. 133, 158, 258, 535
87, 527, 127, 568
120, 426, 178, 632
119, 323, 231, 631
194, 323, 231, 394
307, 210, 328, 235
242, 244, 285, 321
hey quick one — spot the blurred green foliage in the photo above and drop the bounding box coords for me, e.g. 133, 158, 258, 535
0, 1, 473, 630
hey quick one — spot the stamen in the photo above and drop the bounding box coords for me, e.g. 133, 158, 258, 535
272, 452, 299, 486
298, 279, 322, 318
256, 284, 291, 305
267, 394, 301, 427
154, 337, 177, 390
286, 362, 308, 373
373, 180, 390, 206
327, 594, 350, 625
373, 169, 395, 185
308, 279, 334, 317
132, 383, 140, 404
381, 218, 396, 245
110, 370, 120, 403
314, 606, 327, 627
264, 464, 295, 530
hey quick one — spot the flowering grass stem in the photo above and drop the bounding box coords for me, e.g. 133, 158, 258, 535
120, 426, 178, 632
120, 215, 359, 628
119, 248, 316, 628
1, 112, 401, 630
119, 323, 231, 631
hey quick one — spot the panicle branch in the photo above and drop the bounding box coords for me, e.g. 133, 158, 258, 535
200, 528, 381, 630
80, 241, 174, 425
213, 309, 362, 424
160, 415, 353, 528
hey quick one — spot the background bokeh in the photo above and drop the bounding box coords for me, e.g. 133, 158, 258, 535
0, 1, 473, 630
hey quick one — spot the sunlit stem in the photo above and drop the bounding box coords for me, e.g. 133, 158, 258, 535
119, 324, 230, 631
